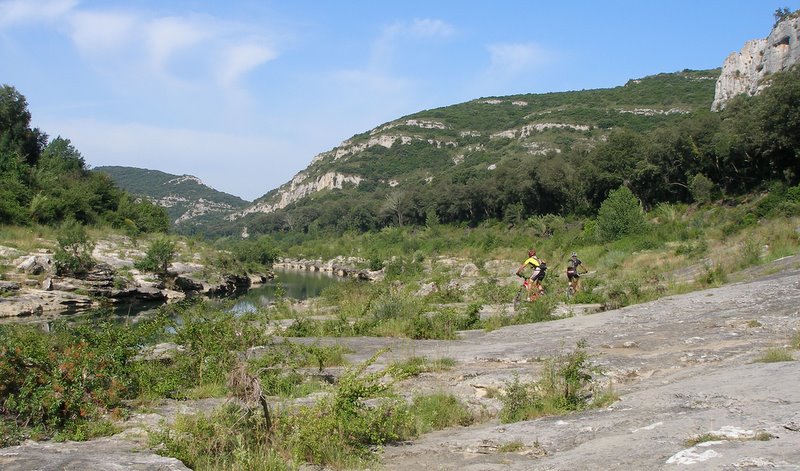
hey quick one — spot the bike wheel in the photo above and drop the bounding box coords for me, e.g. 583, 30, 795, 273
567, 284, 575, 299
513, 287, 525, 311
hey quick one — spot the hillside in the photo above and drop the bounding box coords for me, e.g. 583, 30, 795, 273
208, 69, 719, 237
93, 166, 249, 232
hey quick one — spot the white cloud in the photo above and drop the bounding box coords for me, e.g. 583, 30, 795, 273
337, 17, 453, 92
0, 0, 77, 28
145, 16, 210, 73
217, 42, 277, 87
383, 18, 455, 39
67, 10, 138, 56
20, 4, 277, 95
407, 18, 455, 38
487, 42, 553, 76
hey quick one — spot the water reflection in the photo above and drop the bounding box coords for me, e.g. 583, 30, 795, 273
0, 268, 342, 328
231, 268, 341, 314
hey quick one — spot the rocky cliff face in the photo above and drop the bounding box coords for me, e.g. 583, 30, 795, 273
712, 14, 800, 110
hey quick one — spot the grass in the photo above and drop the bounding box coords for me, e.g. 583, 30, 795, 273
497, 441, 525, 453
499, 340, 615, 423
183, 383, 229, 400
756, 347, 795, 363
685, 430, 773, 447
387, 356, 457, 379
791, 331, 800, 350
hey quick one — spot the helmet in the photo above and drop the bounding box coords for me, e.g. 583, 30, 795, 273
528, 248, 536, 256
571, 252, 577, 257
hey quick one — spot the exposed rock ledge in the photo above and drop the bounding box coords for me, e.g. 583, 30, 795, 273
274, 257, 384, 282
0, 247, 268, 319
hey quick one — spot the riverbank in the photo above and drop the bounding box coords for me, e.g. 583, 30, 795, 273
0, 238, 270, 319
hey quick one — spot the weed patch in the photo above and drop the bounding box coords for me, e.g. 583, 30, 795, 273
499, 340, 611, 423
756, 347, 795, 363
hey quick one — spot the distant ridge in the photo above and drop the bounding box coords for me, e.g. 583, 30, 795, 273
94, 166, 249, 231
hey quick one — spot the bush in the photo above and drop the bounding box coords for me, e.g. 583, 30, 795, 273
411, 393, 473, 434
689, 173, 715, 203
53, 219, 95, 276
499, 340, 607, 423
596, 186, 648, 242
134, 237, 176, 276
0, 320, 147, 441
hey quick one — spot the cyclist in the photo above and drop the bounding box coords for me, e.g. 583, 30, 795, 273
516, 248, 546, 300
566, 252, 588, 293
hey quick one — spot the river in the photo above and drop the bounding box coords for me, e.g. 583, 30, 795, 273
1, 268, 342, 327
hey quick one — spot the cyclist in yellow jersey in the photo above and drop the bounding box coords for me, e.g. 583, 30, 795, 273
515, 248, 545, 298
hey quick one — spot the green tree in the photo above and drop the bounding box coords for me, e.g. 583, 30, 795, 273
135, 237, 176, 276
53, 219, 96, 276
0, 84, 46, 167
753, 65, 800, 183
596, 186, 648, 242
774, 7, 793, 27
689, 173, 715, 203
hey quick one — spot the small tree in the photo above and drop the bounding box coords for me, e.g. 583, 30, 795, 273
135, 237, 176, 276
689, 173, 715, 204
53, 219, 95, 276
596, 186, 648, 242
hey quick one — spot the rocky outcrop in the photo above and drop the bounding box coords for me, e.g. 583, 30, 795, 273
229, 171, 363, 219
712, 14, 800, 110
274, 257, 384, 281
0, 240, 268, 318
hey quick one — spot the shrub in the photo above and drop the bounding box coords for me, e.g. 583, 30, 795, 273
512, 296, 558, 324
53, 219, 95, 276
596, 186, 648, 242
689, 173, 715, 203
167, 300, 270, 390
387, 357, 456, 380
134, 237, 176, 276
756, 347, 794, 363
151, 403, 290, 471
411, 393, 473, 434
499, 340, 608, 423
0, 320, 146, 441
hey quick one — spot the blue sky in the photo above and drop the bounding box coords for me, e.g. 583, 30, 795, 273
1, 0, 798, 201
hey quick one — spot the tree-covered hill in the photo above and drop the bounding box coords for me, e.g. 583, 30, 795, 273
211, 69, 719, 236
94, 166, 249, 233
212, 64, 798, 241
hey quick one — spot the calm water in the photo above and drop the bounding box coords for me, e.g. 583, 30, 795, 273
1, 268, 342, 327
231, 268, 342, 314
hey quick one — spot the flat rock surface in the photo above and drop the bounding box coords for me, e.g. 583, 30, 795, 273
0, 437, 190, 470
367, 267, 800, 470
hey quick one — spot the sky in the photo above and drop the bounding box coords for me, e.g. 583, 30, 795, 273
2, 1, 799, 201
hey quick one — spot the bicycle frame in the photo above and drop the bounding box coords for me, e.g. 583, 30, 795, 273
513, 278, 542, 310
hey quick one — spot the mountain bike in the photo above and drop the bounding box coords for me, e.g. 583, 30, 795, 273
513, 278, 543, 310
566, 270, 592, 300
566, 278, 578, 299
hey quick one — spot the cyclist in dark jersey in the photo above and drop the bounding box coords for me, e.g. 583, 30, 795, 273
566, 252, 588, 291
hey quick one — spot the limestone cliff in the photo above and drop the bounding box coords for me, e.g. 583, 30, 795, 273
712, 14, 800, 110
